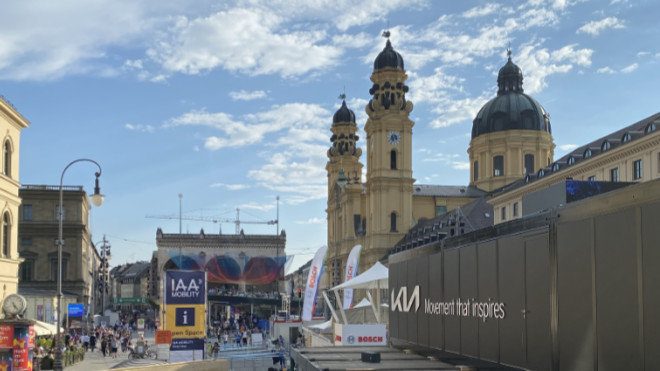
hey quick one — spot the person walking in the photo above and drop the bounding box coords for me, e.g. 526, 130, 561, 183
212, 342, 220, 359
111, 336, 119, 358
89, 333, 96, 352
82, 333, 89, 352
100, 336, 107, 357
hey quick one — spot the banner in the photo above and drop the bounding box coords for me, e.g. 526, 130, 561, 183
164, 271, 207, 340
343, 244, 362, 309
302, 245, 328, 321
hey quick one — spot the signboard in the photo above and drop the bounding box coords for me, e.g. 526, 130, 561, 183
334, 324, 387, 346
155, 330, 172, 345
169, 338, 204, 363
13, 325, 33, 371
112, 297, 148, 304
67, 304, 84, 317
0, 325, 14, 349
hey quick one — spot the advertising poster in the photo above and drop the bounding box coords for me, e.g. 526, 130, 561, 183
12, 326, 31, 371
164, 270, 206, 362
343, 244, 362, 309
302, 245, 327, 321
67, 304, 84, 329
0, 351, 12, 371
0, 326, 14, 349
37, 305, 43, 322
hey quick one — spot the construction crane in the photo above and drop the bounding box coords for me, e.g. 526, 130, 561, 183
146, 208, 277, 234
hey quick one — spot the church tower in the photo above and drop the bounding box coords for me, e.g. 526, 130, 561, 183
326, 99, 364, 287
363, 35, 414, 266
468, 49, 555, 191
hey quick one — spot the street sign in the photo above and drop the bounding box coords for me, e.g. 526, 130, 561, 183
155, 330, 172, 345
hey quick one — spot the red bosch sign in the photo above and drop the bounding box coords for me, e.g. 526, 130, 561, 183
358, 336, 383, 343
308, 266, 318, 289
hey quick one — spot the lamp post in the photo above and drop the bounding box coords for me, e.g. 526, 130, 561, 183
55, 159, 104, 371
96, 236, 111, 317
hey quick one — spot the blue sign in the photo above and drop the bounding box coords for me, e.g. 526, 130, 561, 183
68, 304, 84, 317
165, 271, 206, 305
175, 307, 195, 327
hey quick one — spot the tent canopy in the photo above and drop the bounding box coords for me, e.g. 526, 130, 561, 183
331, 261, 388, 291
33, 320, 61, 336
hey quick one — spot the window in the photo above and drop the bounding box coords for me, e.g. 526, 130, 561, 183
390, 150, 397, 170
2, 213, 9, 258
473, 161, 479, 182
552, 162, 560, 172
19, 260, 34, 281
567, 156, 575, 166
524, 154, 534, 175
538, 169, 545, 178
501, 207, 506, 221
588, 176, 595, 181
23, 205, 32, 221
622, 133, 632, 143
3, 141, 10, 177
633, 159, 642, 180
21, 238, 32, 246
610, 168, 619, 182
493, 156, 504, 177
513, 202, 519, 217
585, 148, 594, 158
56, 205, 66, 221
390, 212, 397, 232
51, 259, 68, 281
646, 122, 656, 134
436, 206, 447, 217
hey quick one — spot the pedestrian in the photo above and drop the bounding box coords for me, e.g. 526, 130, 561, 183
111, 336, 119, 358
100, 336, 107, 357
89, 333, 96, 352
82, 333, 89, 352
212, 342, 220, 359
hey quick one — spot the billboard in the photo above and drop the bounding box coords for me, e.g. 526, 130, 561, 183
164, 270, 206, 362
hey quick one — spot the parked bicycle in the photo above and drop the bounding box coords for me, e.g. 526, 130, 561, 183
128, 342, 157, 360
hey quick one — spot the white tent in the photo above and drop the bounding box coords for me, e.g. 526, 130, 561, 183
331, 261, 388, 291
327, 261, 389, 324
33, 320, 61, 336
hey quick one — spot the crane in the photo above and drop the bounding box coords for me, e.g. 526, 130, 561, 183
146, 208, 277, 234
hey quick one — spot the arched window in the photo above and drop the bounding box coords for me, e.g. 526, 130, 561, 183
390, 150, 397, 170
552, 162, 560, 172
621, 132, 632, 143
524, 154, 534, 175
538, 169, 545, 178
600, 142, 610, 152
2, 212, 9, 258
473, 161, 479, 182
3, 140, 10, 177
567, 156, 575, 165
390, 212, 397, 232
493, 155, 504, 177
645, 122, 656, 134
585, 148, 593, 158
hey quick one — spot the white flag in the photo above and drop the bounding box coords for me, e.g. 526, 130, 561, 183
302, 245, 328, 321
343, 244, 363, 309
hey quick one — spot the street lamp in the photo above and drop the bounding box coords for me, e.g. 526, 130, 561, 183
55, 159, 104, 371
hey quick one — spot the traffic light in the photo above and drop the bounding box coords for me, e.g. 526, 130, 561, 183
298, 288, 302, 298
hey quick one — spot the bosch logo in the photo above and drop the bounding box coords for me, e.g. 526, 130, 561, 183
308, 266, 318, 289
358, 336, 383, 343
347, 335, 355, 344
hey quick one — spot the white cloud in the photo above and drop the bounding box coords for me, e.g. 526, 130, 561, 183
515, 43, 593, 94
210, 183, 250, 190
597, 66, 615, 74
229, 90, 267, 101
125, 123, 155, 133
462, 4, 500, 18
558, 144, 578, 151
576, 17, 625, 36
621, 63, 638, 73
296, 217, 325, 225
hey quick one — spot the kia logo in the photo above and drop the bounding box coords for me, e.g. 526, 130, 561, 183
391, 285, 420, 313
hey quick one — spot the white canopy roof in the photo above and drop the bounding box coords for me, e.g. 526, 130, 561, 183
33, 320, 62, 336
352, 298, 388, 308
331, 261, 388, 291
306, 320, 333, 330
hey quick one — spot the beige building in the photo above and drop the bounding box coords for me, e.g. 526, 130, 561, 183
18, 185, 102, 319
325, 39, 485, 290
0, 96, 30, 314
490, 112, 660, 224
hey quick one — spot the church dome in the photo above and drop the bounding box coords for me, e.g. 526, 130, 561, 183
374, 39, 404, 70
471, 53, 551, 139
333, 100, 356, 124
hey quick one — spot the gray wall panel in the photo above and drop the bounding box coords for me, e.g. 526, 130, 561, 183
390, 261, 402, 340
498, 235, 525, 367
460, 245, 479, 358
642, 202, 660, 370
525, 233, 552, 371
594, 209, 641, 371
477, 241, 500, 363
429, 252, 444, 349
557, 218, 594, 371
406, 258, 419, 343
444, 248, 460, 353
417, 255, 430, 347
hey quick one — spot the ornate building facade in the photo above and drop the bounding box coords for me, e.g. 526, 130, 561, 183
0, 96, 30, 314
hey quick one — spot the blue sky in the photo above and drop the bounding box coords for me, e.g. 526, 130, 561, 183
2, 0, 658, 272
